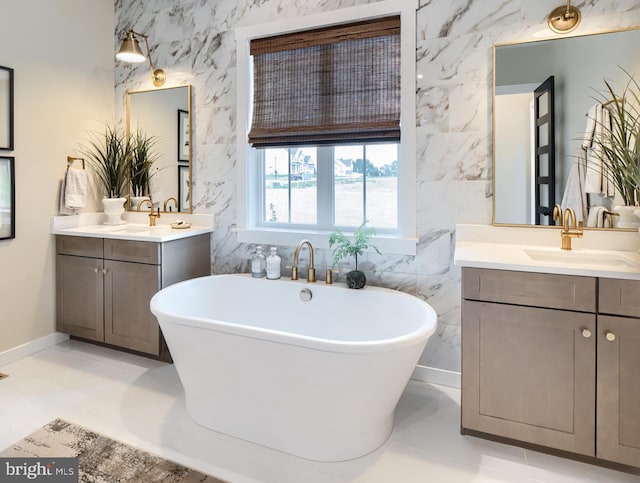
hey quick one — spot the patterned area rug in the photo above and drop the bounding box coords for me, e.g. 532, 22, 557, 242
0, 419, 226, 482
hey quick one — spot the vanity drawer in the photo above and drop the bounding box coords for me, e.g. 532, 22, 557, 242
56, 235, 103, 258
462, 268, 596, 312
104, 239, 160, 265
599, 278, 640, 317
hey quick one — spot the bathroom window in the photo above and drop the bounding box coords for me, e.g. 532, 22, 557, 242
236, 2, 416, 254
260, 143, 398, 230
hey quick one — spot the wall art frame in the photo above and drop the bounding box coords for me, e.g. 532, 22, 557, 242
0, 66, 14, 151
178, 164, 190, 212
178, 109, 189, 162
0, 156, 15, 239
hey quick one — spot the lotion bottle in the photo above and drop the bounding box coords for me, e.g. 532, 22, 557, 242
266, 247, 281, 279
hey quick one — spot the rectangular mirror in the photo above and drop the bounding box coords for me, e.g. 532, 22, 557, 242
493, 28, 640, 229
0, 66, 14, 151
127, 85, 192, 213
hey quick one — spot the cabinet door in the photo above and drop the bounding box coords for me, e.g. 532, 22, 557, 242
597, 315, 640, 467
56, 254, 104, 341
462, 300, 596, 456
104, 260, 161, 354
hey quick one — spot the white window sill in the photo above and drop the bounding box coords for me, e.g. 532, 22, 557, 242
234, 227, 417, 256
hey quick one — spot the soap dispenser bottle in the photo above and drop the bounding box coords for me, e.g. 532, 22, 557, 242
251, 246, 266, 278
266, 247, 281, 280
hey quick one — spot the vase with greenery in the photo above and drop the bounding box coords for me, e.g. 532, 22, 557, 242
589, 68, 640, 226
80, 124, 132, 225
329, 221, 381, 289
129, 127, 159, 210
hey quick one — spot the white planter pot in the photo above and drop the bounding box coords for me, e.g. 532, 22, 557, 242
102, 197, 127, 225
614, 205, 640, 229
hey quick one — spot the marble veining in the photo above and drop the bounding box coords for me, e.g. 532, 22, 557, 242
116, 0, 640, 374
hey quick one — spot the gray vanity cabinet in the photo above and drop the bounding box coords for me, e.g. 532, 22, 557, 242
596, 279, 640, 467
461, 268, 597, 456
101, 239, 162, 355
462, 268, 640, 469
56, 234, 210, 359
56, 239, 104, 342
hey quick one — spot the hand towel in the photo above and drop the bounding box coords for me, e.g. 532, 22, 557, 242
64, 168, 87, 209
148, 167, 165, 206
584, 104, 615, 197
561, 148, 588, 223
582, 104, 597, 150
584, 104, 603, 193
58, 178, 75, 215
586, 206, 606, 228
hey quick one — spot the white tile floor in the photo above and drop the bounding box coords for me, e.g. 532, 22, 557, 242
0, 340, 638, 483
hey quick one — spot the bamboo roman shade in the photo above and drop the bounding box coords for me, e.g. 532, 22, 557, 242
248, 16, 401, 147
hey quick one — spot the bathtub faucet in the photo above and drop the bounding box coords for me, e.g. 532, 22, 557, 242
292, 239, 316, 283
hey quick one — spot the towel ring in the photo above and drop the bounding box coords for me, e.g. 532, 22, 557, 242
67, 156, 85, 170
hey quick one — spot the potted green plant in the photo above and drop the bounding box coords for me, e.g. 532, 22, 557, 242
329, 221, 381, 289
129, 127, 159, 210
589, 68, 640, 226
80, 124, 132, 225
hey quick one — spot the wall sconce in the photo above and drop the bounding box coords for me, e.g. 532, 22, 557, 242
116, 30, 166, 87
548, 0, 581, 34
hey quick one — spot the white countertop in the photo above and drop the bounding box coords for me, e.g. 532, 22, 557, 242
51, 212, 214, 243
455, 224, 640, 280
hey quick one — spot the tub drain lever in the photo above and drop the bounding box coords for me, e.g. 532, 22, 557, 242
299, 288, 312, 302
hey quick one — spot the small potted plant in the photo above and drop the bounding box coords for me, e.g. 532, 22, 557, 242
129, 127, 159, 211
80, 124, 132, 225
329, 221, 381, 289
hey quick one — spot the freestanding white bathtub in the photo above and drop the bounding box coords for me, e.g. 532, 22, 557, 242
151, 274, 437, 461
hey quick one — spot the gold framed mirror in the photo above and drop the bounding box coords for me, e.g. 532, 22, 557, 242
493, 28, 640, 229
126, 85, 192, 213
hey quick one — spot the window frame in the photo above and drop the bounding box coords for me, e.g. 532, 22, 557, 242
235, 0, 417, 255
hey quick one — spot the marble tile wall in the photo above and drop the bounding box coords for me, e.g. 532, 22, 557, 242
115, 0, 640, 376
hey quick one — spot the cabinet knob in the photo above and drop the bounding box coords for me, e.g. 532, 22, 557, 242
94, 268, 99, 273
605, 331, 616, 342
581, 328, 592, 338
102, 269, 107, 274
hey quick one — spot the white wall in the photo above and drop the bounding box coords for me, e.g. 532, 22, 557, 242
495, 93, 533, 224
0, 0, 114, 353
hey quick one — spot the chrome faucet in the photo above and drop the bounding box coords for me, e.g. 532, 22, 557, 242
291, 239, 316, 283
553, 204, 583, 250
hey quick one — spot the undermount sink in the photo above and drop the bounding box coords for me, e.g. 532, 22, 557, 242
525, 248, 640, 269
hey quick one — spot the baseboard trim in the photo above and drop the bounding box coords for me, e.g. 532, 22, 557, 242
411, 365, 461, 388
0, 332, 70, 368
